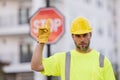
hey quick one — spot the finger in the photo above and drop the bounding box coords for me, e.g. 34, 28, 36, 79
43, 29, 48, 32
45, 19, 50, 29
39, 28, 48, 32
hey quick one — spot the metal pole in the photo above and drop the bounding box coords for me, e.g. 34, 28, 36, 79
47, 44, 51, 57
46, 0, 50, 7
47, 44, 51, 80
46, 0, 52, 80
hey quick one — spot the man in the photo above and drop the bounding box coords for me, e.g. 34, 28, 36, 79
31, 17, 115, 80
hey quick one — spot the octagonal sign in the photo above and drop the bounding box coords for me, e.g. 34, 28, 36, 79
30, 7, 64, 43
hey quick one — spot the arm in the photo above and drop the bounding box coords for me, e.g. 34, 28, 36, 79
31, 43, 44, 71
31, 19, 50, 72
104, 58, 116, 80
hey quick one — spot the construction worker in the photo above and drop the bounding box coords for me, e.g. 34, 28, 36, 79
31, 17, 116, 80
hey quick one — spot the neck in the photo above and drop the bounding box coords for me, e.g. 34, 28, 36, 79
76, 48, 92, 53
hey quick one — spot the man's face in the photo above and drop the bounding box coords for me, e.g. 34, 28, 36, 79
72, 33, 92, 52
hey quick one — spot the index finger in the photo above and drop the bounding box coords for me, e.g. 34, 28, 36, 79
44, 19, 50, 29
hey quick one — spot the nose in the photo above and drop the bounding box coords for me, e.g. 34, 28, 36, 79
78, 36, 85, 41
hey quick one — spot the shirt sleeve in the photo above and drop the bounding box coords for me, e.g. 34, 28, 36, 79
40, 53, 61, 76
103, 57, 116, 80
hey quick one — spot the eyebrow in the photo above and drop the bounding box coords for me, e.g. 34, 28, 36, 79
75, 33, 88, 36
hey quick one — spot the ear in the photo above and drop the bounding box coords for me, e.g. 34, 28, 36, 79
72, 34, 74, 38
89, 32, 92, 38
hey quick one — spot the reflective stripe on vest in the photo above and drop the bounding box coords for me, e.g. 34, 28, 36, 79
65, 52, 104, 80
65, 52, 71, 80
99, 53, 105, 67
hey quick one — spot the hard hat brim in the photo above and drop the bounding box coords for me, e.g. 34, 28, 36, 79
71, 29, 92, 34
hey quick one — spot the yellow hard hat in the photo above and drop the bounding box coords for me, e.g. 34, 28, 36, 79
70, 17, 92, 34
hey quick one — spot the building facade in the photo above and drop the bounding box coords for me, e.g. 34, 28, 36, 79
0, 0, 34, 80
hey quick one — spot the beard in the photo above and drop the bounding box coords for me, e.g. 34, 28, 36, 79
75, 41, 90, 51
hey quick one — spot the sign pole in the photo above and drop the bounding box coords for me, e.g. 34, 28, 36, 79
46, 0, 51, 57
46, 0, 50, 7
46, 0, 52, 80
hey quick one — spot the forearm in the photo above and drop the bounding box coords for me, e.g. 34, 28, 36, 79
31, 19, 50, 71
31, 43, 45, 71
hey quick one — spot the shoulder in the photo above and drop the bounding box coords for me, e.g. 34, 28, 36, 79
92, 50, 109, 60
53, 52, 66, 56
43, 52, 66, 64
92, 50, 112, 67
93, 50, 112, 66
49, 52, 66, 60
104, 56, 112, 65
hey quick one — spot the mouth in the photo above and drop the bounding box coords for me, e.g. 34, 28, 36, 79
81, 45, 86, 48
80, 43, 86, 46
80, 43, 87, 48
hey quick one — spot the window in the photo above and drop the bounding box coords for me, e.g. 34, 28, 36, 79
4, 73, 16, 80
50, 0, 63, 3
84, 0, 91, 3
97, 27, 103, 36
19, 43, 32, 63
96, 0, 103, 8
18, 7, 30, 24
4, 72, 33, 80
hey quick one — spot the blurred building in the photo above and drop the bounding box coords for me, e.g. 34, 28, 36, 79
116, 0, 120, 79
0, 0, 120, 80
0, 0, 34, 80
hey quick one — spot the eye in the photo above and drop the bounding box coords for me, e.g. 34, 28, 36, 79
83, 33, 88, 37
75, 34, 80, 37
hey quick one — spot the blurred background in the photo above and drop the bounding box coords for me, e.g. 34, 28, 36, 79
0, 0, 120, 80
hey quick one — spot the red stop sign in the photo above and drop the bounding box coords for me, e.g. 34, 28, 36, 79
30, 7, 64, 43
